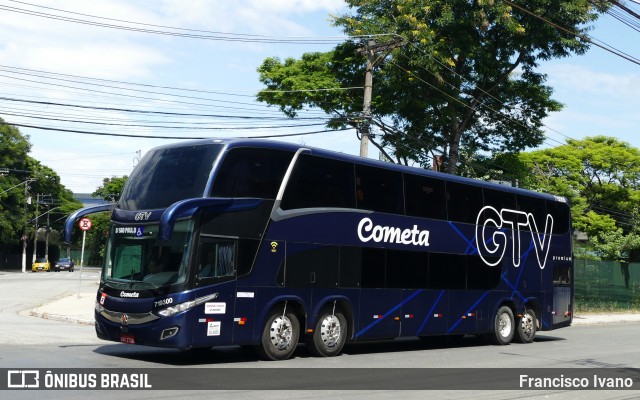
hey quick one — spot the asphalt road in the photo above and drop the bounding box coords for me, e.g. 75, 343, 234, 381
1, 269, 639, 399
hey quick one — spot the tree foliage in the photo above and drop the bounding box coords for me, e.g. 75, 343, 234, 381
479, 136, 640, 262
83, 176, 127, 264
93, 176, 128, 202
0, 120, 32, 242
518, 136, 640, 239
0, 118, 82, 250
257, 0, 607, 174
591, 228, 640, 263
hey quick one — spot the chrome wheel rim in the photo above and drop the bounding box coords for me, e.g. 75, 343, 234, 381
319, 315, 341, 348
520, 312, 534, 339
269, 316, 293, 351
498, 312, 512, 338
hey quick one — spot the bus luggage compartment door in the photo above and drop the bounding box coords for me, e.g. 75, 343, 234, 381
402, 289, 448, 337
355, 289, 402, 340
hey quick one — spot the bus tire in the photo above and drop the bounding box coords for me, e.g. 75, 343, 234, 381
490, 306, 515, 345
306, 308, 347, 357
256, 308, 300, 361
514, 308, 537, 344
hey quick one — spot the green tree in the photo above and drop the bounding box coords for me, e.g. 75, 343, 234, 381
26, 159, 83, 232
84, 211, 111, 266
82, 176, 127, 266
93, 176, 128, 202
591, 228, 640, 263
0, 118, 83, 265
519, 136, 640, 239
258, 0, 607, 174
489, 136, 640, 261
0, 119, 31, 243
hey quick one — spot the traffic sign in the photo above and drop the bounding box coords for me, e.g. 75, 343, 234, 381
79, 218, 92, 231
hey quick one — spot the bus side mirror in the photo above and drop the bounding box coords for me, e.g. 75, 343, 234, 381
63, 204, 114, 244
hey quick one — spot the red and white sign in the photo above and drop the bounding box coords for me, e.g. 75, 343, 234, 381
79, 218, 92, 231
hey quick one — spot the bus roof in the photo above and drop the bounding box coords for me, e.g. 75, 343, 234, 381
149, 138, 566, 204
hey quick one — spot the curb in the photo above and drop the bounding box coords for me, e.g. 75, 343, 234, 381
571, 313, 640, 326
29, 309, 94, 326
28, 292, 97, 326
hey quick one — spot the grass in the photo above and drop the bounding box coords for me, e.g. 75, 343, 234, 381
574, 300, 640, 314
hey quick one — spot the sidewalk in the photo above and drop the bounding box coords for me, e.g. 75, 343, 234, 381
28, 290, 640, 326
30, 291, 96, 325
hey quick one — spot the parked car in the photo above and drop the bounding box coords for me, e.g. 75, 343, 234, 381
31, 258, 50, 272
54, 257, 75, 272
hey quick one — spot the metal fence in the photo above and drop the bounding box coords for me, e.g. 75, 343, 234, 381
574, 259, 640, 308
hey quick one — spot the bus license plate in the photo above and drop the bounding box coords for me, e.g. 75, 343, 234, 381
120, 334, 135, 344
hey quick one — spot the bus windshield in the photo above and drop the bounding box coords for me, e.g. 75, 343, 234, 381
119, 143, 223, 211
103, 220, 194, 290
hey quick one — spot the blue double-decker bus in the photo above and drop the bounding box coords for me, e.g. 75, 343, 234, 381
64, 139, 572, 360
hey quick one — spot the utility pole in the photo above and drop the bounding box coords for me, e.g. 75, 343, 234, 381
359, 39, 375, 158
21, 179, 35, 273
44, 195, 52, 261
32, 193, 39, 264
356, 37, 404, 158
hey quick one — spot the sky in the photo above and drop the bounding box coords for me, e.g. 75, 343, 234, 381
0, 0, 639, 194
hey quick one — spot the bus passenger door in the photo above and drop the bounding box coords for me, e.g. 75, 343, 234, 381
190, 237, 238, 347
190, 281, 237, 347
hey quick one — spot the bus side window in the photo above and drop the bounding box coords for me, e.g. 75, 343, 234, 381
198, 240, 236, 279
483, 189, 516, 212
404, 173, 446, 220
516, 195, 547, 231
446, 182, 483, 224
281, 155, 356, 210
546, 200, 571, 234
355, 164, 404, 214
553, 265, 571, 285
360, 248, 386, 288
211, 147, 293, 199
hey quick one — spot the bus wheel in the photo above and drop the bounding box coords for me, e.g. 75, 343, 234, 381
306, 309, 347, 357
256, 308, 300, 361
490, 306, 515, 345
514, 308, 537, 344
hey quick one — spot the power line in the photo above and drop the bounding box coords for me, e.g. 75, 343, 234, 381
0, 110, 337, 131
0, 120, 354, 140
398, 50, 572, 145
0, 64, 363, 98
387, 59, 566, 151
0, 71, 298, 115
504, 0, 640, 67
2, 1, 400, 45
0, 96, 326, 120
7, 0, 336, 40
0, 4, 344, 44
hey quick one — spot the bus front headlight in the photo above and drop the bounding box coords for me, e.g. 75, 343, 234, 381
155, 293, 218, 318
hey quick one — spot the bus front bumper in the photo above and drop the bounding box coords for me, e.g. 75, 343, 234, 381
95, 309, 194, 349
